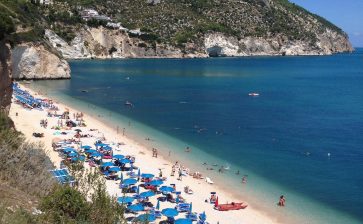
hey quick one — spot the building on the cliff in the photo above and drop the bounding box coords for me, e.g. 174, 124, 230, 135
81, 9, 111, 21
31, 0, 53, 5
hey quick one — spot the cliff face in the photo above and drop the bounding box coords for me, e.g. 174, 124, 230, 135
45, 25, 352, 59
0, 42, 13, 114
45, 28, 194, 59
204, 28, 353, 57
11, 44, 70, 80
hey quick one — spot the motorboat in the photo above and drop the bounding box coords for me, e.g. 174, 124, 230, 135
248, 92, 260, 96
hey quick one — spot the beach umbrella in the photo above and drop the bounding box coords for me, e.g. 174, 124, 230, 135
68, 152, 78, 157
128, 204, 144, 212
81, 145, 92, 149
159, 186, 174, 193
109, 167, 121, 172
175, 218, 192, 224
199, 211, 206, 221
63, 148, 76, 153
135, 214, 156, 222
121, 158, 131, 164
79, 155, 86, 161
149, 179, 163, 186
141, 173, 154, 179
90, 152, 103, 158
95, 143, 108, 147
74, 129, 82, 132
123, 178, 137, 185
156, 200, 160, 210
215, 196, 219, 207
103, 145, 112, 150
162, 208, 179, 217
101, 162, 114, 167
137, 168, 140, 177
85, 149, 97, 154
113, 154, 125, 160
117, 196, 134, 204
139, 191, 155, 198
189, 202, 192, 213
176, 196, 179, 204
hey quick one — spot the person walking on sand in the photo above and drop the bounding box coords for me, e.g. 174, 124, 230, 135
178, 168, 183, 181
159, 169, 163, 178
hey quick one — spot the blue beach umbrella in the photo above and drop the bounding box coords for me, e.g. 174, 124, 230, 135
199, 211, 206, 221
128, 204, 144, 212
162, 208, 179, 217
149, 179, 163, 186
63, 148, 76, 153
117, 196, 134, 204
139, 191, 155, 198
175, 218, 192, 224
103, 145, 112, 150
189, 202, 192, 213
85, 149, 97, 154
81, 145, 92, 149
109, 167, 121, 172
176, 196, 179, 204
101, 162, 114, 167
159, 186, 174, 193
137, 168, 140, 177
141, 173, 154, 179
68, 152, 78, 157
113, 154, 125, 160
136, 214, 156, 222
156, 200, 160, 210
90, 152, 103, 157
123, 178, 137, 185
121, 158, 131, 164
95, 143, 108, 147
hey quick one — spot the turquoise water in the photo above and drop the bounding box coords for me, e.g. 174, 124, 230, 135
30, 49, 363, 223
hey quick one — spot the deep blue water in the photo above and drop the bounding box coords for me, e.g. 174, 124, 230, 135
32, 49, 363, 223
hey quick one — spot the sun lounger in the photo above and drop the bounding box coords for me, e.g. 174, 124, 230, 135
205, 177, 214, 184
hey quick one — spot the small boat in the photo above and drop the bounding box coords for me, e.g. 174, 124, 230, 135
248, 92, 259, 96
215, 202, 248, 211
125, 101, 133, 107
81, 90, 88, 93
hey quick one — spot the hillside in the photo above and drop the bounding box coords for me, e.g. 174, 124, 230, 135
37, 0, 352, 57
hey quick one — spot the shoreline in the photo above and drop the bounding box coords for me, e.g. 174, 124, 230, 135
9, 84, 281, 224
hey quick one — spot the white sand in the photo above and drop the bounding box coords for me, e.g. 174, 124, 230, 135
9, 84, 280, 224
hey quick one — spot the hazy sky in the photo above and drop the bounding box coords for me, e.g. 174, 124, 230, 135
290, 0, 363, 47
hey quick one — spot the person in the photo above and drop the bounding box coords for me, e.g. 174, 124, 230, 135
159, 169, 163, 178
178, 168, 183, 181
242, 175, 247, 184
236, 170, 240, 175
278, 195, 286, 206
185, 146, 191, 152
171, 165, 175, 176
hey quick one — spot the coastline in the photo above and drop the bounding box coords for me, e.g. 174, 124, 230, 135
9, 84, 281, 224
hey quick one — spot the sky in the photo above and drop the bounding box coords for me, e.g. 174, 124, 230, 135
289, 0, 363, 47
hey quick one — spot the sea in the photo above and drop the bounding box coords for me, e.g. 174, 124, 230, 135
29, 49, 363, 224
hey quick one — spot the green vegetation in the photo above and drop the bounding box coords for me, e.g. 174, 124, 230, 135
0, 0, 347, 47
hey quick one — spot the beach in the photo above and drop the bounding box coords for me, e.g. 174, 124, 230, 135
9, 84, 279, 224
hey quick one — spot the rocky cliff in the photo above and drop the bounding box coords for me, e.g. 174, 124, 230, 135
45, 28, 194, 59
0, 41, 13, 114
11, 44, 70, 80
